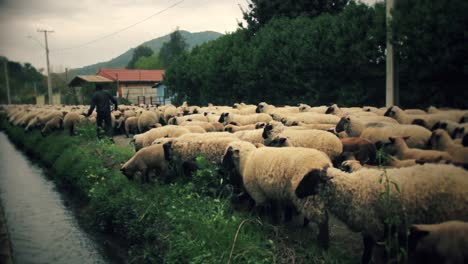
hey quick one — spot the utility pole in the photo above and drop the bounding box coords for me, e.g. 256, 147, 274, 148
386, 0, 399, 107
3, 58, 11, 104
38, 29, 54, 104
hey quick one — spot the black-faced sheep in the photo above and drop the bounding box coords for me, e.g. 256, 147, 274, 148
120, 144, 170, 183
63, 112, 81, 136
340, 137, 377, 165
385, 136, 452, 163
222, 141, 332, 246
428, 129, 468, 168
218, 112, 272, 126
41, 116, 63, 136
263, 121, 343, 160
302, 164, 468, 264
138, 110, 159, 133
407, 221, 468, 264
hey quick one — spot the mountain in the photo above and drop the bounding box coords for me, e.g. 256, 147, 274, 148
70, 30, 223, 76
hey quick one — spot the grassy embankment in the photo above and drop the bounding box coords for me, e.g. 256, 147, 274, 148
0, 116, 357, 263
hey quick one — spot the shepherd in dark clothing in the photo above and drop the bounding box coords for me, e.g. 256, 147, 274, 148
86, 83, 118, 139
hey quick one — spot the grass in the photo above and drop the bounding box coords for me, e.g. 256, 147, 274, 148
0, 116, 358, 264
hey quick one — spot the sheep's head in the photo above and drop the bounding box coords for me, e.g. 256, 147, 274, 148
224, 125, 234, 132
295, 166, 331, 199
383, 106, 401, 118
335, 116, 350, 133
427, 129, 446, 149
262, 123, 274, 139
340, 160, 362, 172
120, 164, 135, 180
222, 146, 237, 171
451, 126, 464, 139
266, 136, 288, 147
256, 102, 267, 113
298, 104, 309, 112
218, 112, 229, 123
255, 122, 266, 129
411, 119, 427, 128
325, 104, 338, 114
162, 141, 174, 161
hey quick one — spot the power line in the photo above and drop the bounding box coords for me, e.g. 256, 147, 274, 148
52, 0, 185, 52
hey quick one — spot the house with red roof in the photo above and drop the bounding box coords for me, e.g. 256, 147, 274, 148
69, 68, 166, 105
96, 68, 165, 104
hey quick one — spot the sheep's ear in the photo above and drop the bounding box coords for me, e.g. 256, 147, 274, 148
403, 136, 411, 141
204, 112, 208, 116
325, 106, 334, 114
232, 149, 240, 159
388, 137, 395, 143
225, 113, 229, 117
431, 122, 440, 131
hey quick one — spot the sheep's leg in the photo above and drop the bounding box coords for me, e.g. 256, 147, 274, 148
317, 211, 330, 249
361, 234, 374, 264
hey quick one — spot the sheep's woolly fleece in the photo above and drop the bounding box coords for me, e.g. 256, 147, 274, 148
323, 164, 468, 239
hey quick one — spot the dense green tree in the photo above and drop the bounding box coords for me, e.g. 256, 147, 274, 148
126, 45, 154, 69
241, 0, 349, 31
391, 0, 468, 108
134, 53, 163, 69
159, 29, 188, 68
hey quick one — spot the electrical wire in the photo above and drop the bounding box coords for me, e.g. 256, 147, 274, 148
52, 0, 185, 52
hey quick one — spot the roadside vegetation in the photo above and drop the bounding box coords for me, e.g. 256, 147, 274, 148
0, 116, 358, 263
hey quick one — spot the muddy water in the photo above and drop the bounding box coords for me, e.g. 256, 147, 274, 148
0, 132, 110, 264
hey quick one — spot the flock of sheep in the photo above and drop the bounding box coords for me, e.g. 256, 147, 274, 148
1, 102, 468, 264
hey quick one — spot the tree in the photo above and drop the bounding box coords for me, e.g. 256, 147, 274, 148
159, 29, 188, 68
391, 0, 468, 108
126, 46, 154, 69
134, 53, 163, 69
241, 0, 349, 31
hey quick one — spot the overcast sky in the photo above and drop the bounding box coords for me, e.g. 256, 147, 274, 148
0, 0, 380, 72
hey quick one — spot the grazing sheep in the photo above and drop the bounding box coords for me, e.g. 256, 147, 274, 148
428, 129, 468, 168
222, 141, 332, 246
181, 125, 206, 133
233, 129, 265, 144
407, 221, 468, 264
263, 121, 343, 160
179, 121, 216, 132
335, 116, 395, 137
340, 137, 377, 164
63, 112, 81, 136
385, 136, 452, 163
138, 111, 159, 133
163, 136, 240, 175
169, 114, 208, 125
298, 104, 328, 114
281, 113, 340, 126
132, 126, 191, 151
162, 105, 177, 124
124, 117, 139, 137
218, 112, 272, 126
256, 102, 299, 114
120, 144, 170, 183
302, 164, 468, 264
224, 122, 265, 133
41, 116, 63, 136
384, 106, 463, 128
360, 124, 432, 149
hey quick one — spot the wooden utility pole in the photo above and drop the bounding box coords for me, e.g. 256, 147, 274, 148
386, 0, 399, 107
38, 29, 54, 104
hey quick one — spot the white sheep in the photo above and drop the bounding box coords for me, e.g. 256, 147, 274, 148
304, 164, 468, 263
428, 129, 468, 168
407, 221, 468, 264
222, 141, 332, 246
132, 126, 191, 151
385, 136, 452, 163
360, 124, 432, 149
233, 129, 265, 144
335, 116, 396, 137
120, 144, 170, 183
138, 110, 159, 133
263, 121, 343, 160
384, 106, 464, 128
218, 112, 272, 126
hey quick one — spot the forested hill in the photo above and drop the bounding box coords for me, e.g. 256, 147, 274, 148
70, 30, 222, 75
